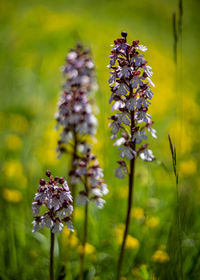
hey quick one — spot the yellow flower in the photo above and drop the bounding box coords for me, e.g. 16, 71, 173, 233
115, 225, 139, 250
62, 228, 78, 248
78, 243, 95, 255
132, 207, 144, 220
146, 217, 160, 228
74, 208, 84, 220
2, 160, 27, 188
3, 189, 22, 203
180, 159, 197, 176
152, 250, 170, 263
5, 134, 22, 151
2, 160, 23, 177
126, 235, 139, 250
120, 277, 127, 280
115, 223, 125, 237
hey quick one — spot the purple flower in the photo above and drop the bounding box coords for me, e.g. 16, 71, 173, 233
32, 171, 74, 233
74, 146, 108, 209
108, 32, 156, 178
56, 44, 98, 157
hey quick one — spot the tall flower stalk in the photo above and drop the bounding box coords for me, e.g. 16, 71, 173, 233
32, 170, 74, 280
56, 44, 97, 210
70, 143, 108, 280
108, 31, 156, 279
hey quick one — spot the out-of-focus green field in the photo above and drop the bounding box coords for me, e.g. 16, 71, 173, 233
0, 0, 200, 279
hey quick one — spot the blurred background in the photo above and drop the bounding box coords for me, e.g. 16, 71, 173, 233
0, 0, 200, 279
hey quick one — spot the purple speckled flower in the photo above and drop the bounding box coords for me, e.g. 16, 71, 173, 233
69, 143, 108, 209
32, 170, 74, 234
108, 32, 157, 178
55, 44, 98, 157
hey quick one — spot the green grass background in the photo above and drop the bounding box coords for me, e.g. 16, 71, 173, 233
0, 0, 200, 279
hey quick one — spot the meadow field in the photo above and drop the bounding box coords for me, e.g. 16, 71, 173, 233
0, 0, 200, 279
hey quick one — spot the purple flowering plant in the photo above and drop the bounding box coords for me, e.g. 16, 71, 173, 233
108, 31, 156, 279
55, 43, 97, 157
32, 170, 74, 280
69, 143, 108, 279
32, 170, 74, 234
55, 44, 98, 212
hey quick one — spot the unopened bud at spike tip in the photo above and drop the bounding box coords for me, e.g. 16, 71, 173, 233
121, 31, 127, 38
40, 178, 45, 186
46, 170, 51, 177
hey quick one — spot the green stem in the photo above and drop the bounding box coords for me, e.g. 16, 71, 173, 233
176, 177, 183, 280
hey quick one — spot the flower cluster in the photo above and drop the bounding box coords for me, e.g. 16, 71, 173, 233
32, 170, 74, 234
61, 43, 96, 93
69, 143, 108, 209
55, 44, 97, 156
108, 31, 157, 178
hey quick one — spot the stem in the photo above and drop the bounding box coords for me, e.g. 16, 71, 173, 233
79, 175, 89, 280
71, 129, 78, 217
176, 177, 183, 280
116, 110, 136, 280
79, 202, 88, 280
50, 231, 55, 280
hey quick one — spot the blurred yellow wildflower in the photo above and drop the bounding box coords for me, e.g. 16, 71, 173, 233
9, 114, 29, 133
2, 160, 27, 188
116, 225, 139, 249
5, 134, 22, 151
62, 228, 78, 248
115, 223, 125, 235
132, 207, 145, 220
3, 189, 22, 203
126, 235, 139, 249
152, 249, 170, 263
146, 217, 160, 228
74, 208, 84, 220
120, 277, 127, 280
78, 243, 95, 255
179, 159, 197, 176
2, 160, 23, 177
